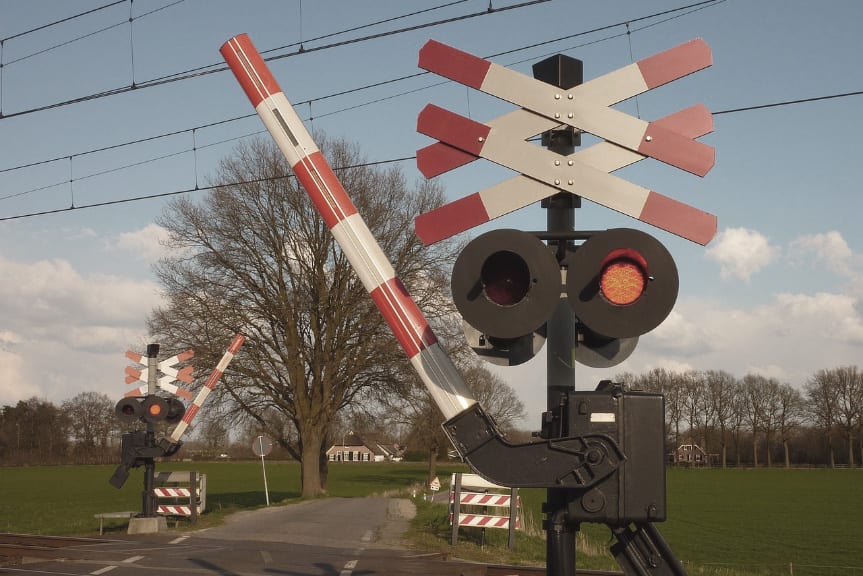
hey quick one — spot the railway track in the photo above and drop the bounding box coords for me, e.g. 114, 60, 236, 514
0, 533, 108, 566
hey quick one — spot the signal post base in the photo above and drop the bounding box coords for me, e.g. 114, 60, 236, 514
127, 516, 167, 535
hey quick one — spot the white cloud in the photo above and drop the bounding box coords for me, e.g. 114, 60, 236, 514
789, 231, 852, 275
0, 252, 160, 406
115, 223, 171, 264
0, 348, 39, 405
705, 227, 778, 283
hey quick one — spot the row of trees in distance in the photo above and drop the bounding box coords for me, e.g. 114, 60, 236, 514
618, 366, 863, 468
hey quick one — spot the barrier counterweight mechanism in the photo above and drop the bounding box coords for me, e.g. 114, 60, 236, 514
221, 33, 715, 576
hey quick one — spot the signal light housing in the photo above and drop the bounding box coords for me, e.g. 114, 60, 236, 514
115, 395, 187, 425
451, 227, 677, 367
115, 397, 145, 424
452, 229, 560, 340
567, 228, 678, 340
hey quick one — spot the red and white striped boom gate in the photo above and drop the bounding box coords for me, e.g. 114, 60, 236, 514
450, 473, 520, 550
220, 34, 475, 423
169, 333, 246, 444
414, 39, 717, 246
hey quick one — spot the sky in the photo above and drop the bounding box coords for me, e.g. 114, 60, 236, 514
0, 0, 861, 430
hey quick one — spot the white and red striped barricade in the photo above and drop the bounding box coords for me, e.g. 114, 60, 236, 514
153, 471, 207, 523
449, 472, 520, 550
220, 34, 475, 423
414, 39, 717, 247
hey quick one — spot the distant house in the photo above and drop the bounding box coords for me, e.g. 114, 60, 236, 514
326, 432, 403, 463
669, 443, 709, 466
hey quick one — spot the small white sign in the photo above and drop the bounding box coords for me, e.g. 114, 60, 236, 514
429, 477, 441, 491
590, 412, 616, 423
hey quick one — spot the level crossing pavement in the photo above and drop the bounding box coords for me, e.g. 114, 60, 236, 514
2, 496, 501, 576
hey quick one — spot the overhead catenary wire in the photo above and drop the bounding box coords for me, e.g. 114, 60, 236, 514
0, 156, 417, 222
0, 0, 126, 43
0, 0, 728, 180
1, 1, 186, 67
0, 0, 550, 121
0, 0, 860, 221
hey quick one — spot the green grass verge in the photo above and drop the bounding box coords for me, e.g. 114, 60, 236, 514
1, 463, 861, 575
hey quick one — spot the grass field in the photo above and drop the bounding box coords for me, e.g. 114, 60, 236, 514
1, 463, 861, 575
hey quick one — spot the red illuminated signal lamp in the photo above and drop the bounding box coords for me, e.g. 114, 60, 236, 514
567, 228, 678, 340
599, 249, 649, 306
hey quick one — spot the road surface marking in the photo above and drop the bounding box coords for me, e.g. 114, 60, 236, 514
339, 559, 358, 576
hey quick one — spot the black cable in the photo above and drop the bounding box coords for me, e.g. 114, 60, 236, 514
0, 156, 417, 222
2, 0, 859, 220
0, 0, 549, 121
713, 90, 863, 115
0, 0, 725, 175
0, 0, 126, 43
3, 1, 186, 67
2, 85, 859, 220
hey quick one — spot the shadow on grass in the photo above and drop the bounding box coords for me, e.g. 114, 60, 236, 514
206, 491, 300, 508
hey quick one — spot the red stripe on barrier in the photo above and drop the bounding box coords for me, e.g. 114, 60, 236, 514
291, 151, 359, 229
227, 334, 246, 354
419, 40, 491, 90
370, 278, 437, 358
220, 34, 282, 108
182, 404, 200, 424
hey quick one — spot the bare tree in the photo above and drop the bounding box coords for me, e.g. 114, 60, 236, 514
759, 378, 781, 468
462, 364, 526, 434
705, 370, 738, 468
149, 136, 460, 497
830, 366, 862, 467
776, 383, 804, 468
742, 374, 769, 467
636, 368, 685, 452
806, 369, 840, 467
62, 391, 116, 464
729, 381, 747, 466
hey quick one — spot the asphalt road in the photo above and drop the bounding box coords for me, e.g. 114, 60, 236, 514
2, 497, 497, 576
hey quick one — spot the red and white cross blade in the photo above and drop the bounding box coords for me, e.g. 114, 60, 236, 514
418, 105, 717, 246
219, 33, 475, 422
415, 104, 714, 245
418, 39, 714, 177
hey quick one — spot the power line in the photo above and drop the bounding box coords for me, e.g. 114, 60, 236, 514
2, 1, 186, 67
0, 156, 417, 222
0, 0, 728, 177
713, 90, 863, 115
1, 85, 859, 222
1, 0, 859, 221
0, 0, 125, 43
0, 0, 549, 121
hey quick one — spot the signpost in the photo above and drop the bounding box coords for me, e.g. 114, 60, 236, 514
252, 435, 273, 506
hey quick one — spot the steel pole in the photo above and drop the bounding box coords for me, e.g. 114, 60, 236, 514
533, 54, 582, 576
